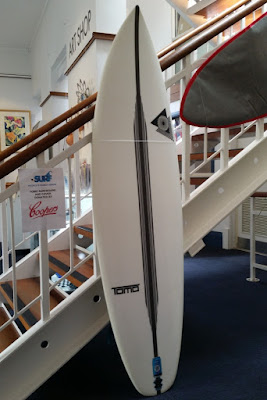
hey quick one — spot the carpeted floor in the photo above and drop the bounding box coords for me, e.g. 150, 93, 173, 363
28, 244, 267, 399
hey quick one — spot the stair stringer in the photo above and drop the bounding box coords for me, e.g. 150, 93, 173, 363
0, 277, 109, 400
183, 134, 267, 253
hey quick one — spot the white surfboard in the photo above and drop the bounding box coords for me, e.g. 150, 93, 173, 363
92, 6, 183, 396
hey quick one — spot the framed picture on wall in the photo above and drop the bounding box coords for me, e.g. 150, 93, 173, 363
0, 109, 31, 151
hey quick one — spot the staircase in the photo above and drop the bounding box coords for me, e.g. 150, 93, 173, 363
0, 278, 64, 330
0, 1, 267, 398
0, 223, 95, 347
0, 217, 109, 400
0, 307, 20, 351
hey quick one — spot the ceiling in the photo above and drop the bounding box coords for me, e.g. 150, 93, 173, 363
0, 0, 48, 50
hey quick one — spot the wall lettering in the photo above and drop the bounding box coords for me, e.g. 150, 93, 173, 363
69, 10, 92, 59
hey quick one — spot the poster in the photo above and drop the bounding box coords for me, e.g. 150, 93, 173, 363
0, 110, 31, 150
18, 168, 66, 232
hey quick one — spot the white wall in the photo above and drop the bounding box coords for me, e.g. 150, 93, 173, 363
127, 0, 173, 52
68, 42, 97, 108
31, 0, 128, 106
0, 77, 41, 145
31, 0, 95, 103
0, 47, 41, 135
30, 0, 174, 106
0, 48, 31, 76
96, 0, 127, 33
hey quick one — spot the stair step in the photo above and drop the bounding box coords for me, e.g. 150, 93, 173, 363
191, 122, 267, 142
190, 177, 208, 185
74, 224, 93, 240
0, 278, 64, 330
178, 148, 242, 162
49, 249, 94, 288
0, 307, 20, 353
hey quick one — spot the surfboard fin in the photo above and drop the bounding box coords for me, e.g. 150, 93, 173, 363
154, 376, 163, 394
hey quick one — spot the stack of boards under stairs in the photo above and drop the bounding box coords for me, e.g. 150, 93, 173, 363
0, 223, 94, 354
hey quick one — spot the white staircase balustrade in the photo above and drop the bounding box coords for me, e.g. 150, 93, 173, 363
0, 124, 110, 399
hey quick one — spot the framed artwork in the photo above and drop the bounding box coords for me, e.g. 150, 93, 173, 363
0, 110, 31, 151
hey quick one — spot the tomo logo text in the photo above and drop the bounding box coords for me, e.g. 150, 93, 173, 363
112, 284, 140, 295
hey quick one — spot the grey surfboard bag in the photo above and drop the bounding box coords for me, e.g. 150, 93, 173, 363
180, 12, 267, 128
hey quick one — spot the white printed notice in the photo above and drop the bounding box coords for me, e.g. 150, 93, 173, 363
18, 168, 66, 232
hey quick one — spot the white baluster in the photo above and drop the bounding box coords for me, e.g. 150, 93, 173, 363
256, 118, 264, 141
74, 129, 81, 218
9, 196, 18, 316
220, 127, 229, 171
68, 157, 74, 269
241, 16, 246, 30
217, 32, 223, 45
181, 54, 191, 202
247, 197, 260, 282
203, 127, 208, 163
39, 230, 50, 321
0, 175, 9, 274
36, 152, 50, 321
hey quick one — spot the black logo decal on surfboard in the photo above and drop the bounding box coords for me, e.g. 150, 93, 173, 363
112, 284, 140, 295
151, 109, 174, 141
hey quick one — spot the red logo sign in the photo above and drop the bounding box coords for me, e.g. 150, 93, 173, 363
29, 201, 58, 219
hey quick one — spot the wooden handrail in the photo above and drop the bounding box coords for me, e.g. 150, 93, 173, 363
0, 105, 95, 180
157, 0, 252, 59
0, 0, 254, 163
0, 92, 97, 163
0, 0, 265, 179
160, 0, 267, 71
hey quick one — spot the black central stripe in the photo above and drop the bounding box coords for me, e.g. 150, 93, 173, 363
134, 6, 159, 358
49, 255, 87, 283
1, 283, 38, 327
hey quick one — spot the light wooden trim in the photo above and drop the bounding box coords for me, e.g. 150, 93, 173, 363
40, 91, 68, 108
0, 105, 95, 179
160, 0, 267, 71
65, 32, 115, 76
157, 0, 251, 59
0, 92, 97, 163
0, 0, 262, 174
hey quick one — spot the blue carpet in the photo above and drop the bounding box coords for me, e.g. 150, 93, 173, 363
28, 247, 267, 399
